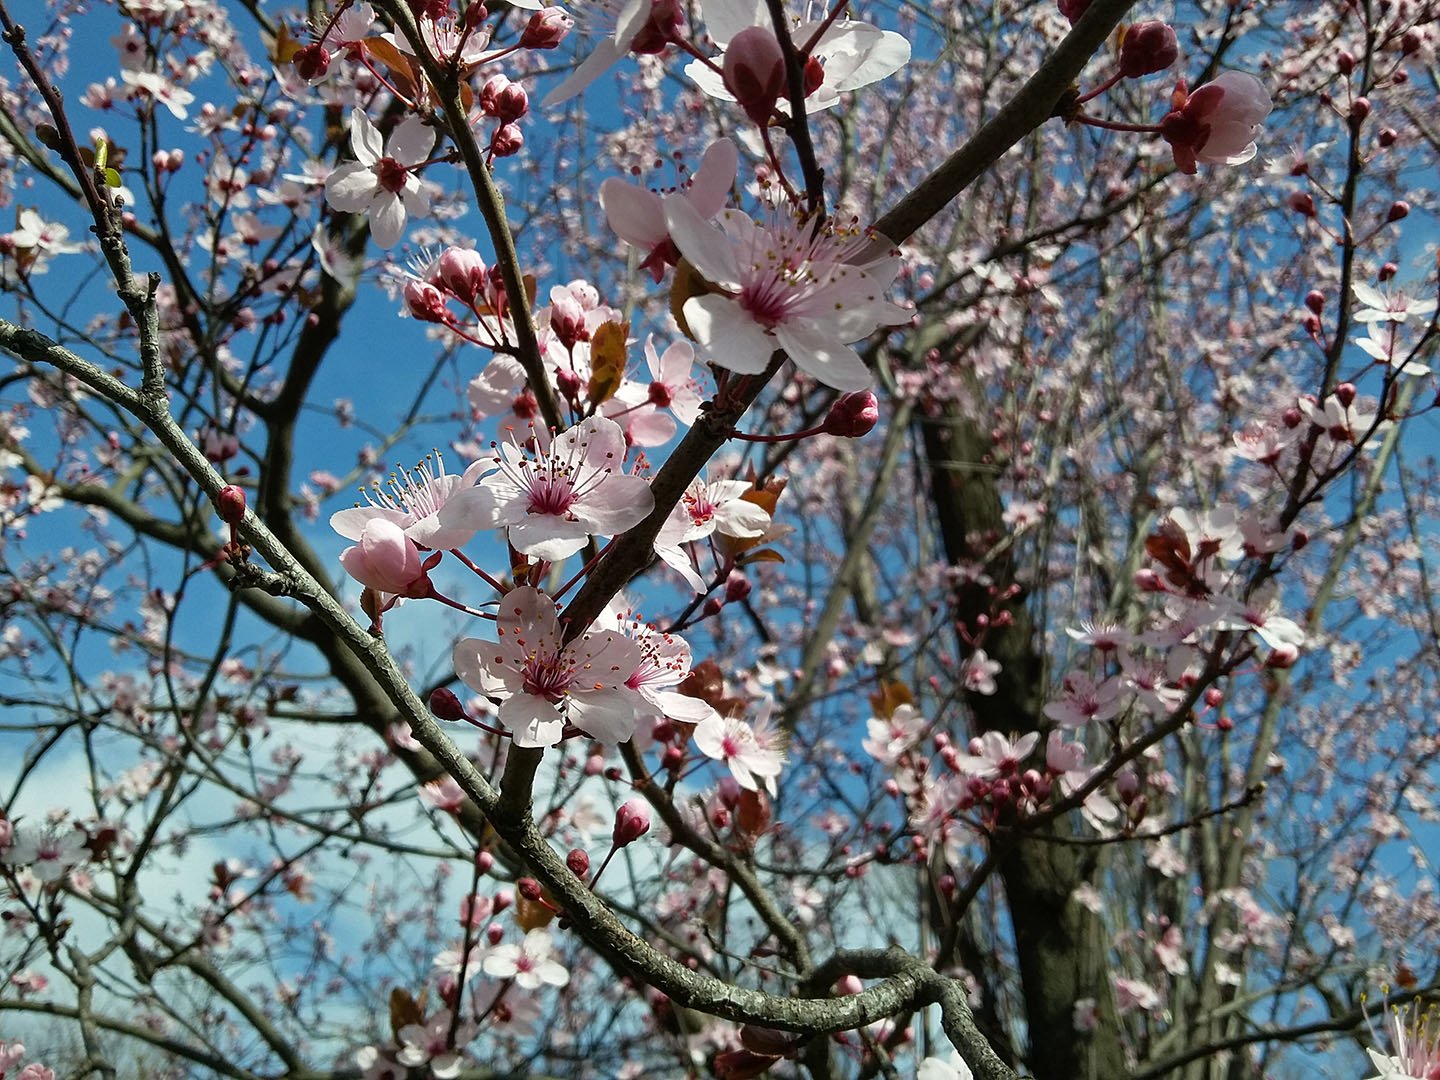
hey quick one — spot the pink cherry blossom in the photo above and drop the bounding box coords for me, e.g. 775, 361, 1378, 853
482, 928, 570, 989
330, 452, 496, 551
684, 1, 911, 113
1366, 1002, 1440, 1080
652, 474, 771, 591
862, 703, 926, 766
601, 599, 717, 724
452, 587, 645, 746
600, 138, 738, 282
693, 704, 785, 795
1160, 71, 1272, 174
953, 731, 1039, 779
323, 110, 432, 249
2, 824, 89, 882
665, 194, 910, 391
601, 336, 705, 445
120, 69, 196, 119
394, 1010, 476, 1078
479, 416, 653, 561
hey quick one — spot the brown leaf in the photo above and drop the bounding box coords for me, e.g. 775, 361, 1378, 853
868, 680, 914, 718
588, 320, 629, 405
389, 987, 425, 1041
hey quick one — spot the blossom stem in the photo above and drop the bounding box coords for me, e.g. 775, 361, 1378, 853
552, 539, 615, 602
1075, 71, 1123, 105
425, 584, 497, 620
448, 548, 509, 594
728, 424, 824, 443
1072, 113, 1162, 134
357, 56, 415, 107
588, 843, 618, 891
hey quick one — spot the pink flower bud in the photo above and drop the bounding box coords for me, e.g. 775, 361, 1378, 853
1116, 769, 1141, 803
217, 484, 247, 526
702, 597, 724, 618
1304, 290, 1325, 314
491, 122, 524, 157
1282, 406, 1303, 428
338, 519, 430, 597
724, 571, 751, 603
436, 247, 487, 305
1119, 21, 1178, 78
1336, 50, 1355, 74
486, 921, 504, 944
1265, 643, 1299, 669
1378, 127, 1398, 148
1379, 261, 1398, 282
718, 777, 742, 809
475, 849, 494, 873
584, 752, 604, 776
566, 848, 590, 876
521, 6, 572, 49
822, 390, 880, 437
550, 292, 589, 348
836, 974, 863, 995
1350, 96, 1371, 125
723, 26, 787, 126
1160, 71, 1272, 174
555, 365, 583, 401
1386, 200, 1409, 223
480, 74, 528, 122
404, 279, 450, 322
1057, 0, 1091, 25
627, 0, 684, 54
613, 797, 651, 846
429, 687, 466, 721
1287, 192, 1316, 217
518, 876, 544, 902
1333, 381, 1357, 408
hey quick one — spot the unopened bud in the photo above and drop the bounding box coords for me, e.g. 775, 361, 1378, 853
436, 247, 487, 305
822, 389, 880, 437
520, 6, 571, 49
566, 848, 590, 877
1287, 192, 1316, 217
217, 484, 247, 526
491, 122, 524, 157
1282, 406, 1303, 428
1265, 643, 1300, 668
1119, 21, 1179, 78
475, 849, 494, 873
1349, 96, 1371, 125
1057, 0, 1092, 25
1336, 49, 1355, 75
1378, 127, 1398, 148
1386, 200, 1409, 223
613, 798, 651, 846
1379, 261, 1398, 282
802, 54, 825, 96
1333, 381, 1357, 407
1203, 687, 1224, 708
702, 597, 724, 618
518, 877, 544, 902
429, 687, 467, 722
723, 25, 786, 126
1304, 290, 1325, 314
724, 571, 751, 604
405, 279, 449, 323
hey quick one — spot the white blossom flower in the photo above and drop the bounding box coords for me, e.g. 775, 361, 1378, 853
2, 823, 89, 883
324, 110, 432, 249
482, 928, 570, 989
685, 0, 910, 112
479, 415, 653, 562
666, 194, 909, 390
330, 451, 496, 551
693, 702, 785, 794
452, 587, 644, 747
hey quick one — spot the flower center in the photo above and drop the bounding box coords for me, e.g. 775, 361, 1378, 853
521, 652, 572, 702
376, 156, 409, 194
527, 471, 577, 516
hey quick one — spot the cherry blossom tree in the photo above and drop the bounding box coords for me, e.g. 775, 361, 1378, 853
0, 0, 1437, 1078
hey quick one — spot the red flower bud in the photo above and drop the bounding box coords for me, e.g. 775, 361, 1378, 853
518, 876, 544, 902
1386, 200, 1409, 223
1287, 192, 1316, 217
1379, 261, 1398, 282
429, 687, 467, 722
566, 848, 590, 877
723, 26, 787, 126
1057, 0, 1092, 25
1304, 289, 1325, 314
1333, 382, 1357, 407
521, 6, 572, 49
724, 571, 752, 604
822, 389, 879, 437
491, 122, 524, 157
613, 798, 651, 846
217, 484, 247, 526
1119, 21, 1179, 78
